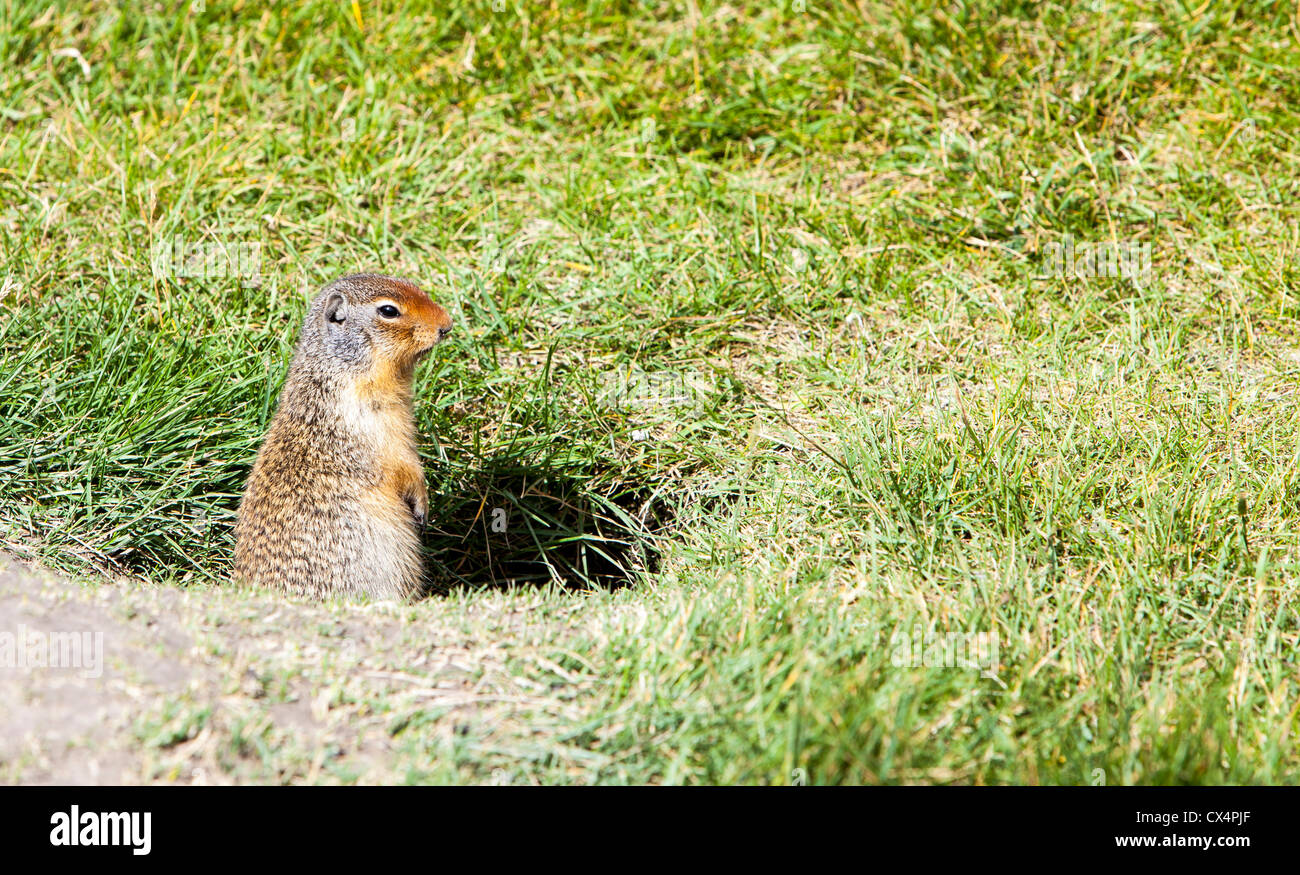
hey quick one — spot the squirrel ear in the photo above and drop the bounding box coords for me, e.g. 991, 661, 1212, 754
324, 292, 347, 324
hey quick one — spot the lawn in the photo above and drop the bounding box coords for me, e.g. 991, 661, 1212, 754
1, 0, 1299, 783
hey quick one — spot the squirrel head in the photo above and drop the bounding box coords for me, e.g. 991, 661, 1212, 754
301, 273, 454, 382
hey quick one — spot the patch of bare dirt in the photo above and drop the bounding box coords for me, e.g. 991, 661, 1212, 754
0, 554, 559, 784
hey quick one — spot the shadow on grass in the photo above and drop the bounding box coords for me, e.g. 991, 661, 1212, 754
421, 459, 668, 595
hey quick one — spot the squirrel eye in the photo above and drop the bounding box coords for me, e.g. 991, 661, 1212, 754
377, 304, 401, 319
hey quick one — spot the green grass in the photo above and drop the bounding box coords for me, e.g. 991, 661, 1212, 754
2, 0, 1300, 783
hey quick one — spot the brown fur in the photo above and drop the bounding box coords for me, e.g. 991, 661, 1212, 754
233, 274, 453, 600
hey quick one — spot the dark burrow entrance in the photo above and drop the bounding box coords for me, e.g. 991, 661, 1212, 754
420, 462, 670, 594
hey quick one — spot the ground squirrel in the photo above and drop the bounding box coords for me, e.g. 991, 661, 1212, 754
234, 274, 453, 600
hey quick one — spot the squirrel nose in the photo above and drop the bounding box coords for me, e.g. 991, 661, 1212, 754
437, 326, 452, 341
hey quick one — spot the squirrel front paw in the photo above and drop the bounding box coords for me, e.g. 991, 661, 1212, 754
405, 489, 428, 530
